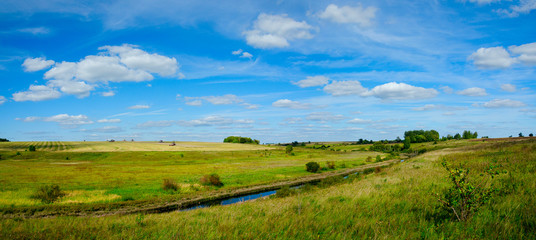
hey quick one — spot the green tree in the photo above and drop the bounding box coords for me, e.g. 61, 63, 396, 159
519, 132, 524, 137
403, 138, 411, 150
285, 145, 293, 154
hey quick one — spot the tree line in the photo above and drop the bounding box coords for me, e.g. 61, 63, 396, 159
223, 136, 260, 144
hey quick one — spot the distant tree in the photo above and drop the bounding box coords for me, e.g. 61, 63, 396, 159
0, 138, 9, 142
519, 132, 524, 137
305, 162, 320, 173
404, 130, 440, 143
223, 136, 259, 144
286, 145, 293, 154
454, 133, 462, 140
28, 145, 36, 151
530, 133, 534, 137
473, 131, 478, 139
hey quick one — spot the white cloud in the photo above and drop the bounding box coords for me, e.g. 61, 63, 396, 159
456, 87, 487, 96
17, 27, 50, 35
294, 76, 329, 88
367, 82, 438, 100
12, 85, 61, 102
99, 44, 179, 76
18, 114, 94, 127
306, 112, 346, 122
272, 99, 311, 109
509, 42, 536, 65
501, 84, 517, 92
0, 96, 6, 105
244, 13, 313, 48
128, 104, 150, 109
22, 57, 55, 72
47, 79, 95, 98
478, 99, 526, 108
468, 46, 517, 69
97, 119, 121, 123
201, 94, 243, 105
319, 4, 377, 27
348, 118, 372, 124
102, 91, 115, 97
240, 52, 253, 59
323, 80, 368, 96
185, 100, 202, 106
84, 126, 123, 133
241, 103, 259, 109
232, 49, 243, 55
497, 0, 536, 17
20, 44, 180, 101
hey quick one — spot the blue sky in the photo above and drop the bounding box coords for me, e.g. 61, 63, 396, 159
1, 0, 535, 142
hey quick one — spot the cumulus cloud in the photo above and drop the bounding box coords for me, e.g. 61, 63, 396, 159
97, 119, 121, 123
22, 57, 55, 72
319, 4, 377, 27
244, 13, 313, 48
323, 80, 368, 96
347, 118, 372, 124
17, 44, 180, 101
293, 76, 329, 88
501, 84, 517, 92
476, 99, 526, 108
128, 104, 150, 109
468, 46, 517, 69
272, 99, 311, 109
17, 114, 93, 127
456, 87, 487, 96
12, 85, 61, 102
0, 96, 6, 105
367, 82, 438, 100
509, 42, 536, 65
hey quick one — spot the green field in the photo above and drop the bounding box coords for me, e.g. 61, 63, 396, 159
0, 141, 390, 208
1, 138, 535, 239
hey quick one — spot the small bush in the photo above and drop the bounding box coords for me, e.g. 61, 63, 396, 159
306, 162, 320, 173
31, 185, 65, 203
28, 145, 36, 152
326, 161, 336, 169
366, 156, 373, 162
374, 166, 382, 173
122, 195, 135, 201
200, 173, 223, 187
162, 178, 179, 191
363, 168, 375, 175
376, 155, 382, 162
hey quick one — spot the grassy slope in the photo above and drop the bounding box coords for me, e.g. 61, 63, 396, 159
1, 139, 534, 239
0, 143, 387, 207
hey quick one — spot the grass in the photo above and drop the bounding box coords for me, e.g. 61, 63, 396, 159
0, 139, 534, 239
0, 142, 390, 207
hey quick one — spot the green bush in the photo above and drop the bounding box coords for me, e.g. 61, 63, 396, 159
200, 173, 223, 187
162, 178, 179, 191
28, 145, 36, 152
275, 186, 296, 198
305, 162, 320, 173
31, 185, 65, 203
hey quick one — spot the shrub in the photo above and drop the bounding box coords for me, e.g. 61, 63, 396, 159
326, 161, 336, 169
28, 145, 36, 152
366, 156, 373, 162
286, 145, 293, 154
363, 168, 375, 175
375, 155, 382, 162
162, 178, 179, 191
200, 173, 223, 187
374, 166, 382, 173
434, 159, 500, 221
31, 185, 66, 203
305, 162, 320, 173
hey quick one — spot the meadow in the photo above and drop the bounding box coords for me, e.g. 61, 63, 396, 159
1, 138, 534, 239
0, 141, 388, 208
